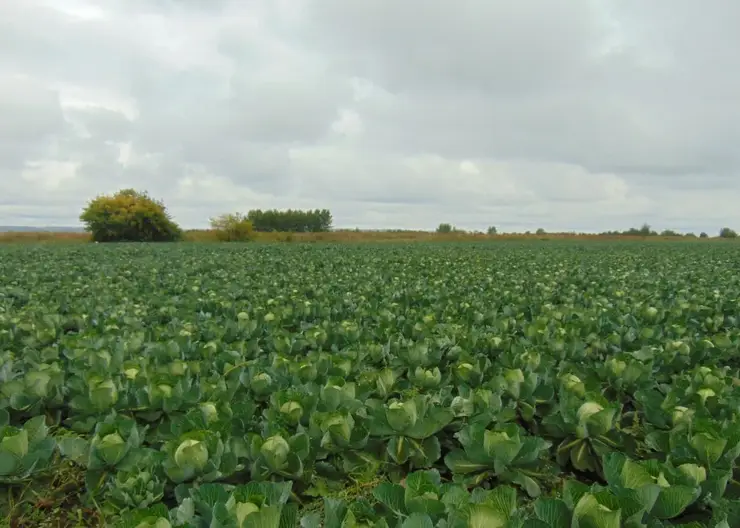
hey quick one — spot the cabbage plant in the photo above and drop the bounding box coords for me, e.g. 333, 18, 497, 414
0, 414, 55, 482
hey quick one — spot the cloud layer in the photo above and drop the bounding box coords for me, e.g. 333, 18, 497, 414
1, 0, 738, 232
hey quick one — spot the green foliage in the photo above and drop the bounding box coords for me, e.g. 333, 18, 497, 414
4, 241, 740, 526
246, 208, 332, 232
435, 223, 468, 234
209, 213, 255, 242
719, 227, 738, 239
700, 232, 709, 238
79, 189, 182, 242
0, 415, 55, 483
487, 226, 498, 235
618, 223, 657, 236
601, 223, 661, 237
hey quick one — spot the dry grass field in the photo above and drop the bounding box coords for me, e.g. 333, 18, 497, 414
0, 229, 717, 245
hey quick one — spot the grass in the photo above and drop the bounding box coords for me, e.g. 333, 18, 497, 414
1, 460, 104, 528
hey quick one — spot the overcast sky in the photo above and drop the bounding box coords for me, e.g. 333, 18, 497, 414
1, 0, 738, 232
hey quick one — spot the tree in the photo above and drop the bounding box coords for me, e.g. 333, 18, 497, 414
436, 223, 453, 234
700, 232, 709, 238
246, 209, 332, 232
487, 226, 497, 235
719, 227, 738, 239
80, 189, 182, 242
210, 213, 255, 241
536, 228, 546, 235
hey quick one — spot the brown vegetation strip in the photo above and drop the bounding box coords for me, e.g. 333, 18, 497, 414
0, 229, 725, 244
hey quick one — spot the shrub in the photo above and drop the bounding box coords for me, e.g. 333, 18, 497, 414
80, 189, 182, 242
487, 226, 497, 235
719, 227, 738, 239
436, 223, 453, 234
209, 213, 255, 242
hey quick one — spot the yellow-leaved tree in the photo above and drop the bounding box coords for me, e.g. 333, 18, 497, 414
209, 212, 255, 241
80, 189, 182, 242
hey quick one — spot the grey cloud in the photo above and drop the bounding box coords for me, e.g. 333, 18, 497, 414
1, 0, 739, 232
128, 81, 298, 194
0, 76, 67, 141
299, 0, 740, 180
121, 23, 351, 192
361, 97, 714, 181
229, 78, 351, 144
289, 148, 538, 208
0, 3, 158, 91
301, 0, 606, 96
0, 75, 70, 169
65, 108, 132, 143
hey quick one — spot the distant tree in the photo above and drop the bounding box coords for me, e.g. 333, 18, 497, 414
436, 223, 453, 234
660, 229, 680, 237
699, 232, 709, 238
487, 226, 497, 235
210, 213, 255, 241
685, 232, 697, 238
247, 209, 332, 232
621, 223, 656, 236
80, 188, 182, 242
535, 228, 546, 235
719, 227, 738, 239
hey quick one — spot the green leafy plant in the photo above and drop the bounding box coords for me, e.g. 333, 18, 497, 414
2, 240, 740, 527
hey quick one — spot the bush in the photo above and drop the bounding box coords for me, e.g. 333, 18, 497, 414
719, 227, 738, 239
436, 223, 453, 234
80, 189, 182, 242
487, 226, 497, 235
209, 213, 255, 242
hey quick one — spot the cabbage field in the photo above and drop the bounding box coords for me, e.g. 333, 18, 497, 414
2, 241, 740, 527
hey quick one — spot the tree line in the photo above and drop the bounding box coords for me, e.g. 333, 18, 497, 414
598, 223, 737, 239
438, 222, 738, 239
80, 189, 739, 243
80, 189, 333, 242
246, 208, 332, 232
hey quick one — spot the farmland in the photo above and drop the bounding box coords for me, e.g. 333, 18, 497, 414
2, 241, 740, 527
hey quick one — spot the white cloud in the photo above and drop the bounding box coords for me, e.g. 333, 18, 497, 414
0, 0, 738, 233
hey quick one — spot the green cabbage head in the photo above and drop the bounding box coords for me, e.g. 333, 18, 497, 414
174, 439, 209, 472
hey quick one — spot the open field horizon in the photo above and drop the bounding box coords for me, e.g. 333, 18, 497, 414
0, 228, 736, 245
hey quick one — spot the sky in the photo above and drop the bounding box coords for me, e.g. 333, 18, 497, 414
1, 0, 738, 233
